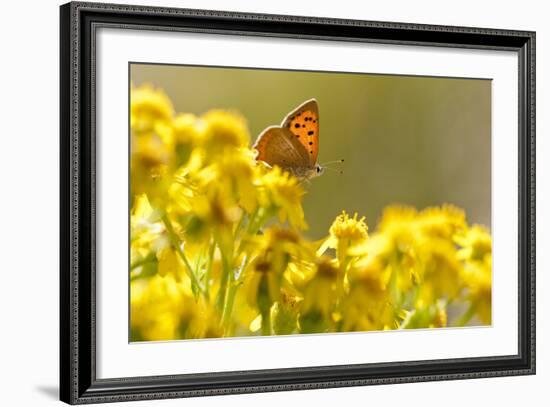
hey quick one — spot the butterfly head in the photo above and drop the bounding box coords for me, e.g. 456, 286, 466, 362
298, 164, 325, 181
291, 165, 324, 181
314, 164, 325, 177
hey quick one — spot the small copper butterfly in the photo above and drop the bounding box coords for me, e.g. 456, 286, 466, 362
253, 99, 324, 181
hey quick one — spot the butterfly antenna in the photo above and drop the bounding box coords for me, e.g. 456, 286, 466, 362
323, 166, 344, 175
320, 159, 345, 166
321, 159, 344, 175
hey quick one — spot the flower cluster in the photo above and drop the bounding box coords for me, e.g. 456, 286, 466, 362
130, 84, 492, 341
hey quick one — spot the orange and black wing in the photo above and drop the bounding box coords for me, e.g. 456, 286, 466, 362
253, 126, 310, 169
280, 99, 319, 166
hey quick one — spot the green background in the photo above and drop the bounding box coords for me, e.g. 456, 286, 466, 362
131, 64, 491, 240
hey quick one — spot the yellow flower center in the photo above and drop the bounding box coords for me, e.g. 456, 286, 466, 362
130, 85, 174, 132
329, 210, 368, 244
261, 167, 304, 204
202, 110, 250, 150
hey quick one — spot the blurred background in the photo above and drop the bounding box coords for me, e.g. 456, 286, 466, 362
131, 63, 491, 240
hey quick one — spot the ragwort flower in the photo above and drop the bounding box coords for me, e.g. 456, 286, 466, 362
298, 257, 340, 333
455, 224, 492, 262
128, 85, 495, 339
130, 274, 189, 341
172, 113, 203, 166
200, 110, 250, 159
319, 210, 369, 266
416, 204, 466, 239
257, 166, 307, 230
456, 225, 492, 324
341, 256, 395, 332
242, 227, 313, 309
130, 84, 174, 133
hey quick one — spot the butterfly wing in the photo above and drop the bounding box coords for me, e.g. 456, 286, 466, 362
281, 99, 319, 166
253, 126, 310, 170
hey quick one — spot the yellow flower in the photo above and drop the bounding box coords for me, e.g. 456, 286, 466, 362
156, 245, 184, 281
130, 119, 175, 205
131, 84, 174, 133
130, 195, 194, 285
129, 85, 178, 205
263, 226, 306, 256
243, 257, 282, 309
285, 258, 317, 290
457, 226, 492, 324
127, 83, 495, 338
319, 211, 369, 265
330, 211, 369, 243
131, 272, 223, 341
169, 147, 256, 227
185, 299, 224, 339
299, 257, 339, 333
257, 166, 307, 230
417, 204, 466, 239
341, 258, 395, 332
131, 194, 163, 246
168, 156, 242, 250
455, 224, 492, 262
132, 124, 174, 167
377, 205, 420, 254
130, 274, 190, 341
377, 204, 465, 256
130, 194, 169, 276
195, 190, 242, 230
379, 205, 418, 226
167, 152, 204, 217
242, 227, 313, 309
200, 110, 250, 157
348, 252, 390, 291
173, 113, 203, 166
416, 238, 464, 304
373, 205, 465, 304
462, 254, 492, 324
131, 163, 172, 209
173, 113, 202, 144
185, 189, 240, 262
209, 149, 258, 214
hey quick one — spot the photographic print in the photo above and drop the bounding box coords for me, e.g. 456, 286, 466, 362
129, 63, 492, 342
60, 4, 535, 402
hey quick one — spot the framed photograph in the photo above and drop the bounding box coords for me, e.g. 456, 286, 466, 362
60, 1, 535, 404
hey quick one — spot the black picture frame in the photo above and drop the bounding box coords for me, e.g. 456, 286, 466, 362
60, 1, 536, 404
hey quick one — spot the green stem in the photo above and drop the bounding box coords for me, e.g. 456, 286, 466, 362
246, 208, 259, 234
161, 214, 205, 295
221, 282, 238, 330
389, 255, 404, 309
234, 211, 247, 239
236, 255, 251, 283
204, 241, 215, 300
456, 303, 476, 327
257, 275, 273, 336
219, 206, 272, 332
247, 207, 275, 236
334, 253, 350, 313
216, 250, 231, 310
261, 308, 272, 336
221, 254, 249, 328
220, 212, 253, 328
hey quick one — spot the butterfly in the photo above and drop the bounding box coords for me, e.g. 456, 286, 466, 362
253, 98, 325, 181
